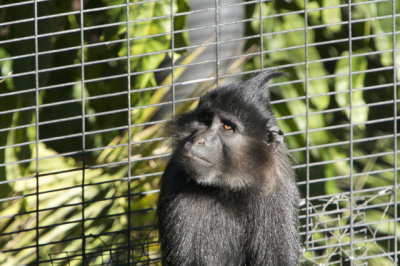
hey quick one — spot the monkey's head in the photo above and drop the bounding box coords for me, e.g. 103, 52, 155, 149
171, 72, 288, 191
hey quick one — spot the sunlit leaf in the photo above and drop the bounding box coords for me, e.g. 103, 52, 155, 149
335, 50, 369, 125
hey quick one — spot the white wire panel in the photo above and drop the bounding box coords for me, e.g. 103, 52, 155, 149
0, 0, 398, 265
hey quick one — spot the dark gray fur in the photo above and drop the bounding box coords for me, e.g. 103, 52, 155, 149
157, 72, 301, 265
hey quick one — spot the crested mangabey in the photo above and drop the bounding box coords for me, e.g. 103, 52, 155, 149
157, 72, 301, 265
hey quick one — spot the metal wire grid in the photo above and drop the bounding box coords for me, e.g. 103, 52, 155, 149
0, 0, 398, 265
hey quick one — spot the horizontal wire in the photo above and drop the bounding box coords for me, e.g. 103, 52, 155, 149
293, 150, 400, 171
0, 0, 33, 9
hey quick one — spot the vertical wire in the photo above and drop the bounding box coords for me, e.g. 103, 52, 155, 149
304, 0, 310, 251
215, 0, 220, 86
391, 0, 398, 263
170, 0, 175, 116
79, 0, 87, 263
33, 0, 40, 264
348, 1, 355, 265
259, 0, 264, 70
125, 0, 132, 264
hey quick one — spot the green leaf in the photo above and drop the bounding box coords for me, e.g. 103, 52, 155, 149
121, 0, 173, 89
282, 13, 330, 110
366, 210, 400, 236
321, 0, 342, 33
334, 50, 369, 125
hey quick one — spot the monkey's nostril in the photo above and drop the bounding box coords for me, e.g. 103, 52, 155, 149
196, 138, 205, 145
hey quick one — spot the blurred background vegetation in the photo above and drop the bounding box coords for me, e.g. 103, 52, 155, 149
0, 0, 399, 265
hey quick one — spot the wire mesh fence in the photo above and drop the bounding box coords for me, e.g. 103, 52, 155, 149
0, 0, 398, 265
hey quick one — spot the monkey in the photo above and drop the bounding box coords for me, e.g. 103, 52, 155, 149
157, 72, 301, 266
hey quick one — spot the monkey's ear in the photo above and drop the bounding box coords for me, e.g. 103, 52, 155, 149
265, 124, 284, 151
243, 71, 289, 90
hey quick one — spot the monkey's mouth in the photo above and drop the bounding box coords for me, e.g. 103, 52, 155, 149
187, 153, 212, 165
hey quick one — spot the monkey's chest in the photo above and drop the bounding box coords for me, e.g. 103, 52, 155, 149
170, 193, 250, 260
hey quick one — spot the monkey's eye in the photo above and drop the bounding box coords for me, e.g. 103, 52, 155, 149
223, 124, 232, 130
221, 120, 235, 131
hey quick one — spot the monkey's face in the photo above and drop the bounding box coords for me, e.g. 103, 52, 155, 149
173, 105, 281, 191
